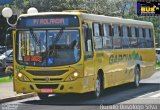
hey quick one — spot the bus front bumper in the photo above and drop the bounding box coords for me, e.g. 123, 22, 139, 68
14, 78, 87, 94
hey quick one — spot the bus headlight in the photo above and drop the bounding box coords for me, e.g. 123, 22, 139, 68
65, 71, 79, 81
18, 73, 22, 77
17, 73, 30, 82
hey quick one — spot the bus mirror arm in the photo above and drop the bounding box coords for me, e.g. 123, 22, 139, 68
6, 18, 17, 27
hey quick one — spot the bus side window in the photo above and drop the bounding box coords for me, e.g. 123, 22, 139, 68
113, 24, 122, 49
135, 27, 139, 38
145, 28, 151, 48
138, 27, 145, 48
103, 24, 112, 49
127, 26, 131, 37
93, 23, 100, 36
122, 25, 130, 49
83, 26, 93, 59
93, 23, 102, 49
149, 29, 154, 48
118, 25, 122, 37
130, 27, 138, 48
142, 28, 146, 48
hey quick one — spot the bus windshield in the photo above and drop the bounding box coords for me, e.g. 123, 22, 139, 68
16, 29, 81, 67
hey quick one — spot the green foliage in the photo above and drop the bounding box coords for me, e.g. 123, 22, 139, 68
156, 62, 160, 68
0, 76, 12, 83
13, 0, 84, 12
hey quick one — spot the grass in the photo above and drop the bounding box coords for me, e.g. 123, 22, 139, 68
156, 62, 160, 68
0, 76, 12, 83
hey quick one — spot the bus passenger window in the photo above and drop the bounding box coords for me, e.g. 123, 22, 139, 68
109, 25, 113, 36
142, 28, 146, 48
131, 27, 136, 37
145, 28, 151, 48
113, 25, 122, 49
130, 27, 138, 48
118, 26, 122, 37
103, 24, 112, 49
135, 27, 139, 38
127, 27, 131, 37
93, 23, 100, 36
139, 28, 143, 38
122, 26, 130, 48
138, 27, 145, 48
122, 26, 127, 37
149, 29, 154, 48
142, 28, 146, 38
93, 23, 102, 49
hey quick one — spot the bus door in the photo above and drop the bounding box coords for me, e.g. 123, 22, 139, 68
82, 25, 95, 91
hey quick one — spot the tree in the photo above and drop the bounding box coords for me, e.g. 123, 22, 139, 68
13, 0, 84, 12
82, 0, 116, 15
114, 0, 132, 17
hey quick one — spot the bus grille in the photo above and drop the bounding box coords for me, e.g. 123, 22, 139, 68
26, 70, 68, 76
35, 84, 59, 89
33, 78, 62, 82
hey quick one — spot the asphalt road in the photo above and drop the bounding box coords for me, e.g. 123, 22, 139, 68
0, 71, 160, 110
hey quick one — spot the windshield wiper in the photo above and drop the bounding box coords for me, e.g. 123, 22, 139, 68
29, 29, 40, 46
47, 27, 65, 65
53, 27, 65, 44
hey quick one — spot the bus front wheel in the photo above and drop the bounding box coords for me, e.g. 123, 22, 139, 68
38, 93, 49, 100
92, 74, 103, 98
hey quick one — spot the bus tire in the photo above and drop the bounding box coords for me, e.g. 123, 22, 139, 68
134, 66, 141, 87
38, 93, 49, 100
92, 74, 103, 98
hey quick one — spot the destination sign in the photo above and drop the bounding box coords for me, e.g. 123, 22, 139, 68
17, 15, 79, 28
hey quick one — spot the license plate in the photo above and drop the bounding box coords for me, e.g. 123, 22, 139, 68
41, 88, 53, 93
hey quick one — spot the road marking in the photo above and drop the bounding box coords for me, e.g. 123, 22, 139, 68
136, 92, 155, 98
150, 92, 160, 98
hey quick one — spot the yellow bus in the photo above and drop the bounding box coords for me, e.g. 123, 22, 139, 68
13, 10, 156, 99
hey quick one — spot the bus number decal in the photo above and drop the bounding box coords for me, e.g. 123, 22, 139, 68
23, 56, 42, 62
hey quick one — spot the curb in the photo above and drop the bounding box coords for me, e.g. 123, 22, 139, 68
0, 93, 37, 104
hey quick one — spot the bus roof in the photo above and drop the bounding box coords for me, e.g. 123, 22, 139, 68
18, 11, 82, 18
81, 13, 153, 27
18, 11, 153, 27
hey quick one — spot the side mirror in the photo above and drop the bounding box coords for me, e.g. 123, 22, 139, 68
9, 54, 13, 57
